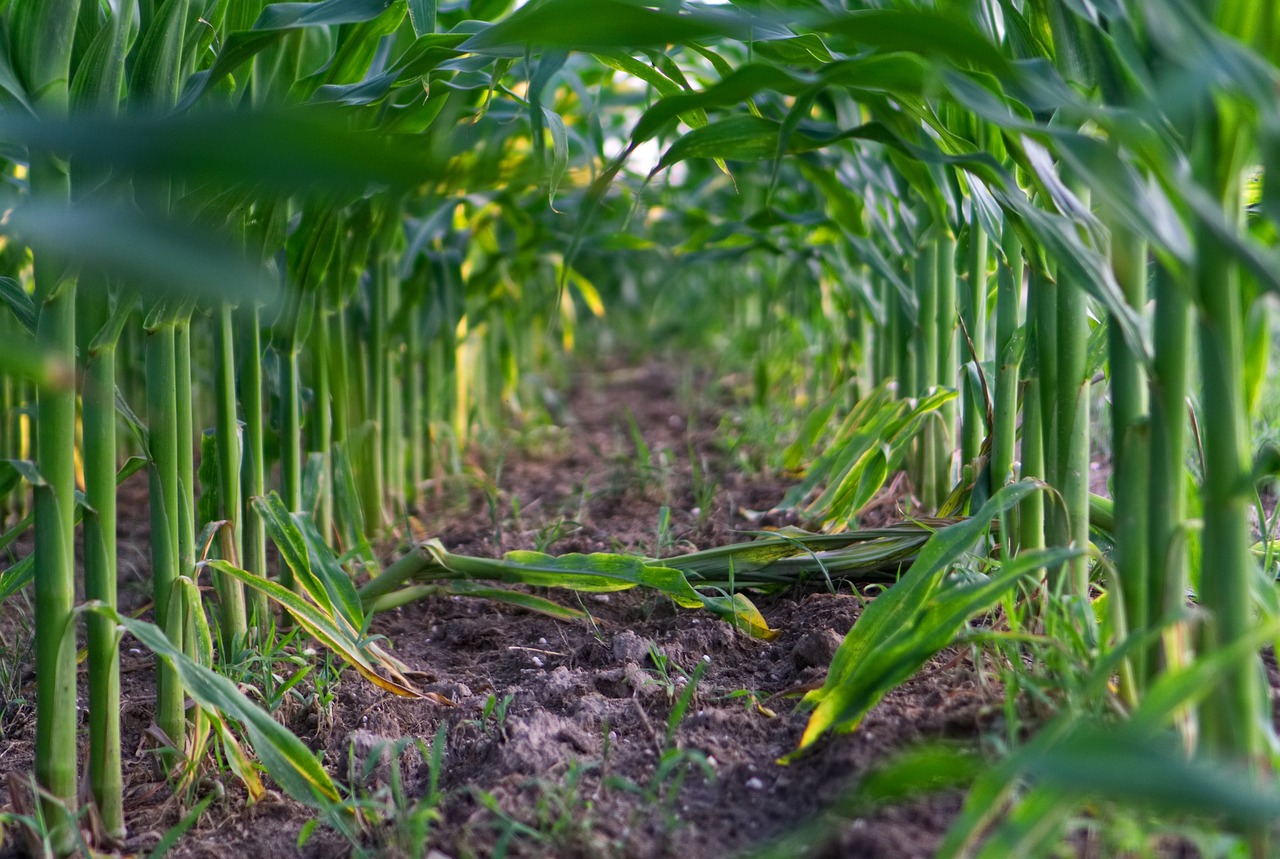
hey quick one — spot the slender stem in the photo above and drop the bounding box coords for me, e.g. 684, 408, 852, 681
239, 304, 269, 629
1054, 238, 1092, 602
935, 230, 958, 503
961, 219, 989, 471
366, 259, 388, 529
991, 222, 1022, 494
312, 309, 333, 544
281, 345, 302, 518
1021, 265, 1048, 557
213, 304, 247, 646
406, 307, 425, 509
30, 151, 79, 851
145, 316, 185, 756
1147, 264, 1190, 680
1194, 134, 1261, 761
913, 240, 938, 509
81, 281, 124, 840
175, 317, 196, 584
1106, 218, 1150, 691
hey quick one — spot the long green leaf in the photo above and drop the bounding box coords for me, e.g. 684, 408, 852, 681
459, 0, 751, 56
796, 481, 1050, 750
206, 560, 430, 700
97, 608, 341, 807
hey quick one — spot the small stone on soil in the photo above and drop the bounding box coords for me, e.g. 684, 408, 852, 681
613, 629, 655, 664
792, 628, 843, 670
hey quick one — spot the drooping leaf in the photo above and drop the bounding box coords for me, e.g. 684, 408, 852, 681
796, 481, 1055, 751
97, 608, 342, 808
460, 0, 751, 57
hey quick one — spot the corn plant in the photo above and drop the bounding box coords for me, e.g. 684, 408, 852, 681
3, 0, 1280, 854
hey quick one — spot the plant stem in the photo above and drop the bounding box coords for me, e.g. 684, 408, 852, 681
1193, 123, 1261, 761
1106, 217, 1150, 692
239, 303, 269, 630
145, 313, 185, 757
991, 221, 1022, 494
81, 280, 124, 840
935, 229, 958, 503
1147, 264, 1190, 680
30, 150, 80, 852
961, 217, 988, 472
213, 303, 247, 646
913, 239, 938, 510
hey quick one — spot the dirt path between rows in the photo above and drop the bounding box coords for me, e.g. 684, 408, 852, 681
1, 359, 996, 859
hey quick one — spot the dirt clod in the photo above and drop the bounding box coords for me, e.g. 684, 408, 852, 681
791, 628, 844, 670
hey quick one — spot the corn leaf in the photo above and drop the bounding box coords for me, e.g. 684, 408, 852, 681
97, 608, 341, 808
459, 0, 750, 56
205, 560, 435, 700
412, 542, 778, 639
796, 480, 1053, 752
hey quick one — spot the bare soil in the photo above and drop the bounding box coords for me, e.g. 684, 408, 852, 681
0, 359, 999, 859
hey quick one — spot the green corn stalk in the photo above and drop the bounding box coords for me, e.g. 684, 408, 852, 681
1046, 183, 1094, 607
310, 304, 334, 543
144, 307, 186, 758
935, 229, 959, 503
405, 301, 426, 509
279, 203, 336, 547
239, 198, 286, 629
213, 303, 248, 646
238, 302, 269, 630
913, 239, 939, 510
374, 253, 399, 519
15, 0, 84, 843
1192, 116, 1261, 764
992, 222, 1023, 559
1020, 264, 1047, 558
990, 221, 1022, 495
1147, 263, 1191, 681
79, 280, 126, 840
960, 215, 989, 473
1105, 217, 1150, 693
175, 314, 197, 596
365, 249, 390, 529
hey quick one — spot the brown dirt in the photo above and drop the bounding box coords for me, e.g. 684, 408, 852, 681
0, 360, 996, 859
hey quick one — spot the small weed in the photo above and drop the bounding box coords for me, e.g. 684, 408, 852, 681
314, 722, 448, 858
642, 643, 683, 701
533, 516, 582, 554
652, 505, 674, 558
467, 692, 514, 739
0, 602, 33, 740
721, 688, 778, 718
217, 619, 341, 728
1, 772, 95, 858
606, 660, 713, 832
688, 443, 717, 529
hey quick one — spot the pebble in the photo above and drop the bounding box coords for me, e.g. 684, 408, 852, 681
792, 628, 843, 670
745, 777, 765, 791
613, 629, 654, 664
